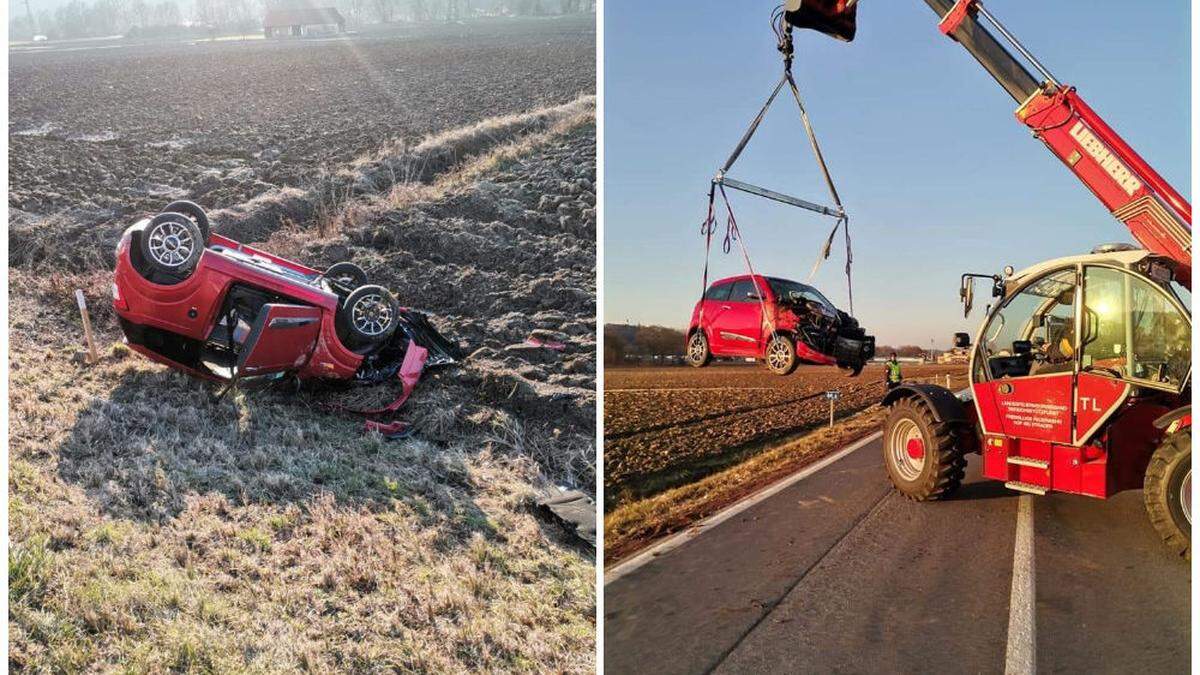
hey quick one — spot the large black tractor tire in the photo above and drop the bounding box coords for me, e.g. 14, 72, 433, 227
161, 200, 210, 244
339, 285, 401, 347
765, 334, 799, 376
686, 331, 712, 368
1144, 429, 1191, 559
139, 212, 205, 282
883, 396, 967, 500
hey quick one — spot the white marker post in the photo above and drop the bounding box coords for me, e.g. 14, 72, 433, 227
825, 389, 840, 428
75, 289, 98, 365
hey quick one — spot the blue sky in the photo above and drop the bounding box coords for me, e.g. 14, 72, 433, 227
603, 0, 1190, 347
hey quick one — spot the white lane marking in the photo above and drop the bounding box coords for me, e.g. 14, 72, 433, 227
1005, 495, 1036, 674
604, 430, 882, 585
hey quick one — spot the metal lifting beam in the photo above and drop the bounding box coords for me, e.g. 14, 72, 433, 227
713, 175, 844, 219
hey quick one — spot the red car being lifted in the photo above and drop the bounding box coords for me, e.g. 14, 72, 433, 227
685, 273, 875, 375
113, 201, 459, 384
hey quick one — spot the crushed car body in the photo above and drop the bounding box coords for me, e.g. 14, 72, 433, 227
685, 274, 874, 375
112, 201, 461, 386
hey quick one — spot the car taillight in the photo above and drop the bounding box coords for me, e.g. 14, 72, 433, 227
116, 230, 131, 256
112, 282, 128, 311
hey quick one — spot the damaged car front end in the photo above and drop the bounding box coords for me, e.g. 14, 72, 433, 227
766, 277, 875, 375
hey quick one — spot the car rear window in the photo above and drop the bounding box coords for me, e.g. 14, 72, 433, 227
705, 283, 732, 301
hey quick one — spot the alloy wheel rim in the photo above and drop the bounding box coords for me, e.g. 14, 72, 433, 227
688, 335, 705, 363
888, 418, 926, 481
147, 221, 195, 268
351, 294, 393, 336
767, 339, 790, 371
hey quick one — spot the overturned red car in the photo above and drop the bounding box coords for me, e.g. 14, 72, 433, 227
685, 274, 874, 375
112, 202, 460, 384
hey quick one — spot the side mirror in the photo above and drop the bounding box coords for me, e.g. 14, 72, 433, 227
960, 277, 975, 318
953, 332, 971, 349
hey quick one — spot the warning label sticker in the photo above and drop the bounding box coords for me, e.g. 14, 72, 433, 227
999, 400, 1069, 432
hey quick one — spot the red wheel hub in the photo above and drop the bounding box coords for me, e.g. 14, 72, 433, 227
906, 437, 925, 460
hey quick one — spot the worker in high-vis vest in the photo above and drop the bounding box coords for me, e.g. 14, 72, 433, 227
885, 353, 902, 390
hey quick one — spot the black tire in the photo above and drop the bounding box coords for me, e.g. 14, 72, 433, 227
686, 331, 712, 368
324, 262, 368, 295
883, 396, 967, 500
341, 285, 400, 345
162, 200, 210, 244
139, 212, 204, 281
1145, 429, 1190, 559
764, 334, 798, 376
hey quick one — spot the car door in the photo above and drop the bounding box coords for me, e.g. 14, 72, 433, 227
236, 303, 324, 376
972, 267, 1077, 444
719, 278, 767, 356
699, 281, 734, 351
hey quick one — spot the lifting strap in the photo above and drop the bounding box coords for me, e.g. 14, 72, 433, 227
700, 184, 777, 336
703, 31, 855, 315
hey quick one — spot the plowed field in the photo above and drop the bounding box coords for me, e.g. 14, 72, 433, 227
604, 363, 967, 507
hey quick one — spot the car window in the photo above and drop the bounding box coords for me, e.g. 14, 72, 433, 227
728, 280, 759, 302
768, 277, 834, 309
800, 288, 834, 309
705, 282, 732, 302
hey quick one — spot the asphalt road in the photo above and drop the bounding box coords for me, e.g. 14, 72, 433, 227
604, 437, 1189, 674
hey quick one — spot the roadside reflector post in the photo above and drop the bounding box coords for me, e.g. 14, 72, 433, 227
76, 289, 98, 365
825, 389, 840, 427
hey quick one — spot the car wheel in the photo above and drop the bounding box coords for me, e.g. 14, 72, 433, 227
162, 200, 210, 244
687, 331, 712, 368
342, 285, 400, 345
765, 334, 798, 375
139, 212, 204, 281
1145, 429, 1190, 559
324, 262, 369, 296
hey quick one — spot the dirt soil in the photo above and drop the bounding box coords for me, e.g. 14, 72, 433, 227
9, 16, 593, 264
10, 18, 596, 673
604, 363, 968, 508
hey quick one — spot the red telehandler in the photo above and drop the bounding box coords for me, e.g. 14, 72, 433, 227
784, 0, 1192, 556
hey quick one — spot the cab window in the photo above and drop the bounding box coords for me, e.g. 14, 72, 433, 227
979, 268, 1076, 379
1081, 266, 1190, 388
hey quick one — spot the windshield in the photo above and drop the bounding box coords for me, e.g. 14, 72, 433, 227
768, 278, 834, 309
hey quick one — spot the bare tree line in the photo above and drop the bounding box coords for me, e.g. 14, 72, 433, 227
11, 0, 593, 40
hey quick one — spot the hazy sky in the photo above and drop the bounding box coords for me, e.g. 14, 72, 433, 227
604, 0, 1190, 347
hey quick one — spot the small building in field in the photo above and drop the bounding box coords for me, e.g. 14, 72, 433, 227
263, 7, 345, 38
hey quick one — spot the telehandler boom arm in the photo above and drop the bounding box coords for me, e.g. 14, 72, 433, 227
785, 0, 1192, 287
